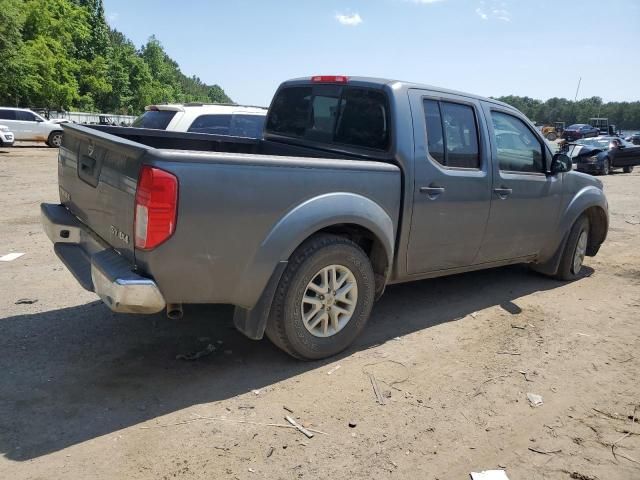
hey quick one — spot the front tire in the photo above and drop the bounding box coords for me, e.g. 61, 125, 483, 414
555, 216, 590, 281
47, 131, 63, 148
623, 166, 634, 174
601, 158, 610, 175
265, 234, 375, 360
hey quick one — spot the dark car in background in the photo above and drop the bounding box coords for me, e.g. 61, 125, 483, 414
568, 136, 640, 175
625, 133, 640, 145
562, 124, 600, 141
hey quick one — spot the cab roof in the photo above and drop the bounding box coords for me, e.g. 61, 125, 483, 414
281, 76, 515, 110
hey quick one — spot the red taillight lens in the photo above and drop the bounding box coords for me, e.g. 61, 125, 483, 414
134, 166, 178, 250
311, 75, 348, 83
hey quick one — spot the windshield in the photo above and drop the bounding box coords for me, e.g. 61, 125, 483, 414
266, 85, 390, 151
132, 110, 176, 129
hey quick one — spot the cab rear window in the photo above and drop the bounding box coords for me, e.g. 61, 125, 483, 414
266, 85, 390, 151
132, 110, 176, 130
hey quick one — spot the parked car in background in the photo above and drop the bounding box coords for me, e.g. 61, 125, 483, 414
132, 103, 268, 138
0, 107, 64, 147
569, 136, 640, 175
42, 75, 609, 360
562, 124, 600, 142
626, 133, 640, 145
0, 125, 15, 147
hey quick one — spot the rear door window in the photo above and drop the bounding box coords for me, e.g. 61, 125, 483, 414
188, 114, 232, 135
0, 109, 16, 120
266, 85, 390, 151
132, 110, 176, 130
423, 99, 480, 169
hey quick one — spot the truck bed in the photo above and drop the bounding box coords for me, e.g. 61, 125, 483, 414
56, 124, 401, 311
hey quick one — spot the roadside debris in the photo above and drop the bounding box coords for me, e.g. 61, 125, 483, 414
141, 413, 327, 435
0, 252, 25, 262
266, 447, 274, 458
327, 364, 341, 375
510, 324, 526, 330
348, 421, 357, 428
526, 393, 544, 407
368, 373, 386, 405
470, 470, 510, 480
496, 351, 521, 356
564, 472, 597, 480
283, 405, 294, 414
175, 343, 216, 361
518, 371, 533, 382
528, 447, 561, 455
15, 298, 38, 305
285, 416, 314, 439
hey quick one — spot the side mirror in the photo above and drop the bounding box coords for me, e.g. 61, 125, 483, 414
550, 153, 572, 174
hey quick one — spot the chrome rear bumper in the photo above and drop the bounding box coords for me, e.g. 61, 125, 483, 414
41, 203, 166, 314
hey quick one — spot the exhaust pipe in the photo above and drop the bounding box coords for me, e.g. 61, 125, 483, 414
166, 303, 183, 320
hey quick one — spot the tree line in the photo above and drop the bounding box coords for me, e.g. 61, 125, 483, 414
0, 0, 232, 115
494, 95, 640, 131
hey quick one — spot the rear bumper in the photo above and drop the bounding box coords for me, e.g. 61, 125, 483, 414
40, 203, 166, 314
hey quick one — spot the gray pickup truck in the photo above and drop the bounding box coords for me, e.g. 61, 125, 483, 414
41, 76, 609, 360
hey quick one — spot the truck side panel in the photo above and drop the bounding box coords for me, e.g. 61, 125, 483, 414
134, 151, 401, 309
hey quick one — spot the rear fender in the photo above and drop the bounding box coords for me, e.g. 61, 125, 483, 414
233, 192, 395, 339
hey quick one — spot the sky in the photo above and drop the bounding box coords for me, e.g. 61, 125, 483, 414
103, 0, 640, 107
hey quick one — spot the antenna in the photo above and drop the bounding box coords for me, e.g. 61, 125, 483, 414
574, 77, 582, 102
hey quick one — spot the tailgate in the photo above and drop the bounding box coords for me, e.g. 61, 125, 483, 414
58, 124, 149, 262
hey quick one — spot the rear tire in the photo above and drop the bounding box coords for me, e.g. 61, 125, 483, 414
265, 234, 375, 360
47, 131, 63, 148
555, 215, 590, 281
623, 166, 634, 174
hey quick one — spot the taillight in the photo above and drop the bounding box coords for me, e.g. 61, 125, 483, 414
134, 166, 178, 250
311, 75, 348, 83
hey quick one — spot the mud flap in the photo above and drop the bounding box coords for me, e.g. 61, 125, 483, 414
530, 233, 568, 277
233, 261, 287, 340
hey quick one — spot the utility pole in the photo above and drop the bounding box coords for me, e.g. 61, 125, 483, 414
574, 77, 582, 102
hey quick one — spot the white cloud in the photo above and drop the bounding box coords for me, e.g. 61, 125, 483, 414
335, 13, 363, 26
476, 2, 511, 22
492, 8, 511, 22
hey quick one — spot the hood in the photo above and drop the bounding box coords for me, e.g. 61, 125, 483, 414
568, 144, 607, 161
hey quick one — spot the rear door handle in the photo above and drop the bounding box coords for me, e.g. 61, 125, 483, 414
493, 187, 513, 198
419, 186, 445, 199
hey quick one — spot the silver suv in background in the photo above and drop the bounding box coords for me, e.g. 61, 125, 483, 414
132, 103, 267, 138
0, 107, 64, 147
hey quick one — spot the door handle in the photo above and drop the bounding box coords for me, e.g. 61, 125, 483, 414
419, 186, 445, 199
493, 187, 513, 198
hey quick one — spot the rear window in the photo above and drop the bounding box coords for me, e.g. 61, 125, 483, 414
132, 110, 176, 130
265, 85, 390, 151
188, 114, 265, 138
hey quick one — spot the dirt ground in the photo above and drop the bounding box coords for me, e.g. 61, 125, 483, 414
0, 144, 639, 480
